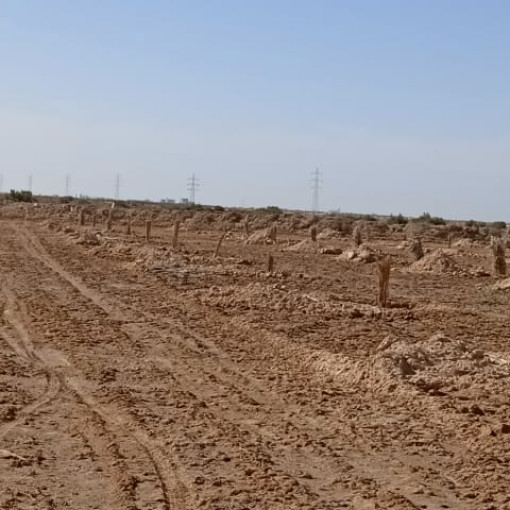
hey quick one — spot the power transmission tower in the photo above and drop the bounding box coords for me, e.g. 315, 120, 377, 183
114, 173, 120, 200
311, 168, 322, 213
65, 174, 70, 196
187, 173, 199, 204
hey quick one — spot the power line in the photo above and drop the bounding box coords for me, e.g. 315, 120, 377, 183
311, 168, 322, 213
187, 173, 199, 204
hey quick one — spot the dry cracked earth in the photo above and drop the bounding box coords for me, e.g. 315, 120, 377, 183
1, 210, 510, 509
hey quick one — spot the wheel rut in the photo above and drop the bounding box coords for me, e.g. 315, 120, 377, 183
12, 222, 474, 509
0, 278, 62, 442
0, 269, 186, 510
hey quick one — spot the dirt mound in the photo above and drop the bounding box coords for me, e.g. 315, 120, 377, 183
75, 231, 103, 246
193, 283, 380, 319
375, 334, 510, 391
409, 249, 462, 274
317, 227, 339, 240
320, 246, 343, 255
453, 238, 479, 249
285, 239, 319, 253
185, 211, 216, 230
309, 334, 510, 394
337, 245, 376, 263
245, 227, 276, 245
132, 246, 188, 272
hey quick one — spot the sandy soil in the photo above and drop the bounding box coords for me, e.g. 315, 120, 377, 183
1, 206, 510, 509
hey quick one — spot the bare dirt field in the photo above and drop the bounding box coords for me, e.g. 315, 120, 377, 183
1, 203, 510, 510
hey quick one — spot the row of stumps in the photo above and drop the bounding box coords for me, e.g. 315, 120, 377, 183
78, 208, 393, 306
78, 209, 181, 245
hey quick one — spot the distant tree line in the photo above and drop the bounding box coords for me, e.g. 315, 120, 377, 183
9, 189, 33, 203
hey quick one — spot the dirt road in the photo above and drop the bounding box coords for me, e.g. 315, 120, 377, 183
1, 219, 509, 509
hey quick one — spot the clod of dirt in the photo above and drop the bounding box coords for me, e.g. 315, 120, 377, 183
317, 227, 339, 240
471, 267, 491, 277
0, 449, 27, 461
454, 238, 481, 249
245, 228, 276, 245
409, 249, 462, 274
75, 231, 103, 246
493, 277, 510, 290
320, 246, 343, 255
285, 239, 319, 253
338, 245, 376, 263
133, 246, 187, 272
0, 405, 17, 422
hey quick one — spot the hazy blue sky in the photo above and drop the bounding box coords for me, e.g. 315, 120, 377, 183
1, 1, 510, 220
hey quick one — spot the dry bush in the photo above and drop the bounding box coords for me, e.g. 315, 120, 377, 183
352, 224, 362, 248
214, 231, 227, 258
244, 218, 250, 238
409, 238, 424, 261
79, 209, 85, 226
172, 220, 181, 250
267, 253, 274, 273
377, 256, 391, 308
145, 220, 152, 241
126, 218, 132, 235
106, 209, 113, 231
492, 237, 507, 276
364, 223, 372, 242
267, 222, 277, 244
310, 225, 317, 242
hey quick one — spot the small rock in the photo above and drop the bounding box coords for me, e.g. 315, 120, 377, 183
470, 405, 485, 416
479, 425, 496, 438
194, 476, 205, 485
348, 308, 362, 319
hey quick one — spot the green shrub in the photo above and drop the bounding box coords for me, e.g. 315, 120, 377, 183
490, 221, 507, 230
9, 189, 33, 203
387, 213, 408, 225
414, 212, 446, 225
262, 206, 282, 215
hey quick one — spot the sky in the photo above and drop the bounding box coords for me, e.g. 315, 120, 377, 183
1, 1, 510, 220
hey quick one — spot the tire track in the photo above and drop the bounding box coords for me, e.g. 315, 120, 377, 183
0, 275, 181, 510
0, 279, 61, 441
141, 325, 463, 510
15, 225, 467, 510
14, 226, 188, 510
14, 226, 360, 506
0, 280, 139, 510
63, 373, 186, 510
16, 224, 471, 509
